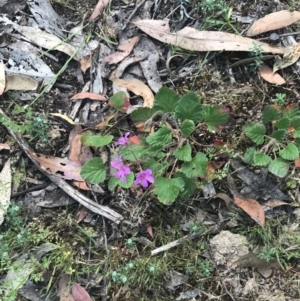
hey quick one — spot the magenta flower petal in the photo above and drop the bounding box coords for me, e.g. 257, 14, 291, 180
134, 169, 154, 188
115, 132, 131, 146
111, 156, 131, 183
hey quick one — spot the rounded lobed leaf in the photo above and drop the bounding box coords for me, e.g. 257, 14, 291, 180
80, 158, 106, 184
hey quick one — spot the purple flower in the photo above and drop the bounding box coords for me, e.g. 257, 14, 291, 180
111, 156, 131, 183
115, 132, 130, 146
134, 169, 154, 188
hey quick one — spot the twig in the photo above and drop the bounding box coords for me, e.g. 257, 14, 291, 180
11, 182, 49, 198
151, 225, 217, 256
0, 108, 123, 224
121, 0, 147, 30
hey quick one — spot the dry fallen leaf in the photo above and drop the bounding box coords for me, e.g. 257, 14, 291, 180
5, 74, 38, 92
212, 192, 232, 210
247, 10, 300, 37
273, 43, 300, 72
93, 112, 116, 130
71, 92, 106, 101
29, 150, 84, 181
50, 113, 75, 125
259, 64, 286, 85
233, 194, 265, 227
112, 77, 154, 108
0, 159, 11, 225
71, 282, 93, 301
0, 61, 5, 95
133, 19, 285, 54
104, 36, 140, 65
89, 0, 110, 22
262, 199, 289, 208
295, 158, 300, 168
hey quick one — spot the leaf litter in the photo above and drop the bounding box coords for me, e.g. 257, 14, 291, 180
1, 0, 300, 300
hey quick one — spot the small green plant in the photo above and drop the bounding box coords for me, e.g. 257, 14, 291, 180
243, 103, 300, 177
0, 105, 50, 143
273, 93, 286, 107
249, 43, 264, 69
258, 247, 276, 262
80, 87, 229, 204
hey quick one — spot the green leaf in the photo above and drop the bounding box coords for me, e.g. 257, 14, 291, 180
143, 159, 169, 176
153, 87, 180, 113
174, 172, 196, 200
279, 143, 299, 160
80, 158, 106, 184
202, 106, 229, 131
243, 147, 255, 164
283, 107, 300, 120
81, 131, 113, 147
174, 92, 203, 122
181, 152, 208, 177
268, 158, 289, 178
262, 106, 281, 123
271, 129, 286, 142
181, 119, 195, 137
295, 138, 300, 150
154, 176, 185, 204
275, 117, 290, 130
119, 144, 146, 161
146, 125, 172, 147
109, 91, 128, 112
130, 107, 157, 130
243, 124, 265, 145
108, 172, 134, 190
291, 117, 300, 138
174, 144, 192, 162
253, 151, 272, 166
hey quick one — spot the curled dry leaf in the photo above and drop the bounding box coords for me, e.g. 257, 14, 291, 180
212, 192, 232, 210
104, 36, 140, 65
71, 282, 93, 301
71, 92, 106, 101
28, 150, 84, 181
112, 77, 154, 108
133, 19, 285, 54
247, 10, 300, 37
233, 194, 265, 227
295, 158, 300, 168
0, 61, 5, 95
5, 74, 38, 92
89, 0, 110, 22
262, 199, 289, 208
273, 43, 300, 72
259, 64, 285, 85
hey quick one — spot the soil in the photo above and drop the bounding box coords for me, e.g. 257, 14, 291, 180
1, 0, 300, 301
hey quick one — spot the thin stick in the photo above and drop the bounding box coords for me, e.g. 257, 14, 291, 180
151, 225, 217, 256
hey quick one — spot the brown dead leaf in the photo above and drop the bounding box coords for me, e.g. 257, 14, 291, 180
28, 150, 84, 181
133, 20, 285, 54
71, 92, 106, 101
295, 158, 300, 168
76, 207, 88, 223
262, 199, 289, 208
212, 193, 232, 210
80, 55, 91, 73
247, 10, 300, 37
71, 282, 93, 301
5, 74, 38, 92
259, 64, 286, 85
89, 0, 110, 22
0, 143, 10, 150
233, 194, 265, 227
112, 77, 154, 108
69, 134, 83, 162
104, 36, 140, 65
0, 61, 5, 95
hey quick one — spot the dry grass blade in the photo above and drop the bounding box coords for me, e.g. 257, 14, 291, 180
133, 20, 285, 54
247, 10, 300, 37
